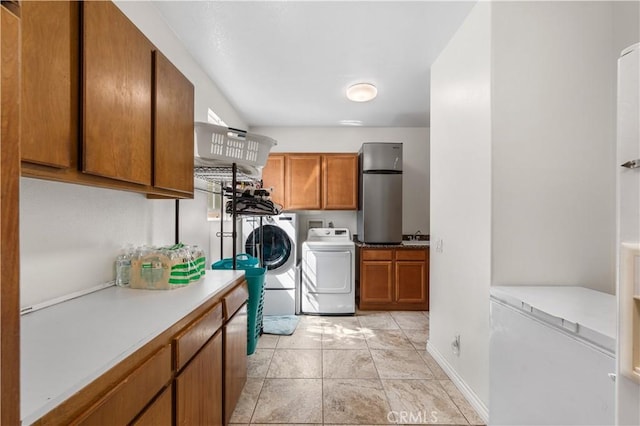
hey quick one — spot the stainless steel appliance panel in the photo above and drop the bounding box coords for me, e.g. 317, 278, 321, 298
359, 173, 402, 243
361, 143, 403, 172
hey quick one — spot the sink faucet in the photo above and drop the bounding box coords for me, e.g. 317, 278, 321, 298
413, 230, 422, 241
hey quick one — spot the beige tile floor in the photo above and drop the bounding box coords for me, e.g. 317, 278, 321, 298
230, 311, 484, 425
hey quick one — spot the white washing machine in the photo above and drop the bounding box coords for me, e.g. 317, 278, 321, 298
301, 228, 355, 315
242, 213, 297, 315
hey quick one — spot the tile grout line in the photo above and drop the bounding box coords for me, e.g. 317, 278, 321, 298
373, 313, 398, 425
435, 380, 477, 426
247, 344, 276, 424
246, 377, 265, 425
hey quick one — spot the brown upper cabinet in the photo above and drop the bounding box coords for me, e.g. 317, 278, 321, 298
82, 1, 153, 185
322, 154, 358, 210
21, 1, 78, 169
262, 154, 286, 207
20, 1, 195, 198
154, 51, 195, 194
263, 153, 358, 210
285, 154, 322, 210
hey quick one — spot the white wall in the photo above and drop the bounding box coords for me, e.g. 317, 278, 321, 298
613, 1, 640, 58
429, 0, 636, 418
429, 0, 492, 412
491, 1, 617, 293
20, 179, 212, 309
250, 126, 430, 238
20, 2, 245, 309
614, 7, 640, 422
114, 1, 247, 130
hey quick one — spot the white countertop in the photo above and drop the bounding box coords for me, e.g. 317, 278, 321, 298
21, 269, 245, 425
490, 285, 616, 352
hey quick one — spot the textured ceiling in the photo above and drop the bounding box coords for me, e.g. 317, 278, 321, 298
153, 1, 476, 128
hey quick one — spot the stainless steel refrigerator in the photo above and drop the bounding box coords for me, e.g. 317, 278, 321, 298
357, 143, 403, 243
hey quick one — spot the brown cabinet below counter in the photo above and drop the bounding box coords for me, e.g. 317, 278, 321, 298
359, 246, 429, 311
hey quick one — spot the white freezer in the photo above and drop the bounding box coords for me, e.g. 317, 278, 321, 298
489, 286, 616, 426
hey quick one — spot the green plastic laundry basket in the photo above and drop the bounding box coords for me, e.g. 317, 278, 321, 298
212, 255, 265, 355
211, 253, 259, 270
243, 267, 266, 355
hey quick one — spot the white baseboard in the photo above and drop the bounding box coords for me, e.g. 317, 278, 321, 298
427, 340, 489, 424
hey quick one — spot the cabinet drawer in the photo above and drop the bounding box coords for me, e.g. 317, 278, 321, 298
223, 281, 249, 319
396, 249, 427, 261
362, 249, 393, 261
173, 303, 223, 371
72, 346, 171, 426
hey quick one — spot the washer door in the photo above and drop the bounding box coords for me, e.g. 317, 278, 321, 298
245, 224, 293, 272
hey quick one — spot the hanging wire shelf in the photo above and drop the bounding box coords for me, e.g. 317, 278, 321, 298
194, 166, 258, 185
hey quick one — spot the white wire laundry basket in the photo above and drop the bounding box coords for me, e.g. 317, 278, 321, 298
194, 122, 277, 170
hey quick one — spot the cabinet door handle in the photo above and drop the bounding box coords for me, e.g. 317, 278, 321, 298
621, 159, 640, 169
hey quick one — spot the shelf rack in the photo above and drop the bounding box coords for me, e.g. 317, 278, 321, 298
189, 123, 278, 270
190, 163, 276, 270
194, 166, 258, 185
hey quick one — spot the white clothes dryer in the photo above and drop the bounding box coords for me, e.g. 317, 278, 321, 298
242, 213, 297, 315
301, 228, 355, 315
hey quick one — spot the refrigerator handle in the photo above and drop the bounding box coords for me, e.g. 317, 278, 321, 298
621, 159, 640, 169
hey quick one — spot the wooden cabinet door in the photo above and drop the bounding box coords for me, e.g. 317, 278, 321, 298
154, 51, 194, 194
131, 384, 172, 426
82, 1, 152, 185
395, 261, 427, 306
0, 4, 21, 424
21, 1, 78, 168
176, 331, 223, 426
224, 305, 247, 424
322, 154, 358, 210
262, 154, 285, 207
360, 261, 394, 304
285, 154, 321, 210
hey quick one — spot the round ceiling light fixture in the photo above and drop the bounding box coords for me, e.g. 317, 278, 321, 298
346, 83, 377, 102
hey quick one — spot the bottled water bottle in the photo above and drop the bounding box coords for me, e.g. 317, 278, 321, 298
115, 254, 131, 287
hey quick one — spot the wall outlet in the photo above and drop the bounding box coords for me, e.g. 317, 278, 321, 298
435, 239, 444, 253
451, 334, 461, 356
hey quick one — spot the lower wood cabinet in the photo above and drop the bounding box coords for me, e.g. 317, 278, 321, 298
223, 285, 249, 424
359, 247, 429, 310
176, 331, 223, 425
72, 346, 172, 426
174, 302, 224, 425
37, 279, 249, 426
132, 384, 173, 426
